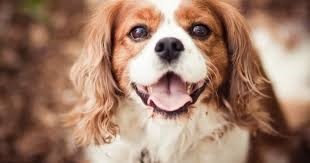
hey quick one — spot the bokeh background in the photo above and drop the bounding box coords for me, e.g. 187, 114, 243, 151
0, 0, 309, 163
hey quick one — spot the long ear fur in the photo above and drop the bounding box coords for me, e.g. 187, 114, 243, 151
208, 1, 287, 134
66, 1, 122, 145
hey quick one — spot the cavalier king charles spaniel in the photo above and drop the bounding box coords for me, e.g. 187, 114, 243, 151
67, 0, 291, 162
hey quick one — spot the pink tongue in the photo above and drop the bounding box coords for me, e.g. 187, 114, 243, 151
147, 74, 192, 112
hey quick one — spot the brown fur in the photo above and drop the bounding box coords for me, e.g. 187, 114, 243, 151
112, 3, 162, 91
201, 1, 291, 162
205, 0, 278, 133
66, 0, 162, 145
176, 2, 228, 99
67, 2, 290, 162
67, 0, 123, 145
174, 0, 288, 135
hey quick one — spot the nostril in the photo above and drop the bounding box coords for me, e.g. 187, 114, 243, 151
171, 42, 177, 50
155, 37, 184, 62
155, 42, 165, 52
172, 41, 184, 52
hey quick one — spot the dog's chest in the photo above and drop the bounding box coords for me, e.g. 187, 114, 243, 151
86, 103, 250, 163
144, 126, 250, 163
86, 127, 250, 163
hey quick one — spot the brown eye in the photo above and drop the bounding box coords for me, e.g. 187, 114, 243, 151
190, 24, 211, 39
129, 25, 149, 41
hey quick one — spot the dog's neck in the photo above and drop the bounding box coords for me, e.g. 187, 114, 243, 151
87, 100, 251, 163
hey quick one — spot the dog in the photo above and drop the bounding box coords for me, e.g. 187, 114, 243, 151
66, 0, 291, 162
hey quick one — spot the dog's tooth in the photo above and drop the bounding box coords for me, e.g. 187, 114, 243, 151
187, 84, 193, 93
147, 86, 152, 93
187, 84, 190, 93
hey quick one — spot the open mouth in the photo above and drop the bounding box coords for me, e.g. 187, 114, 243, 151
132, 72, 206, 117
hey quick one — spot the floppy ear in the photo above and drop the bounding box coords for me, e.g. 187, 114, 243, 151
66, 1, 122, 145
209, 1, 287, 134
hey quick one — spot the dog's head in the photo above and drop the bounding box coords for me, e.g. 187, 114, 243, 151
69, 0, 277, 145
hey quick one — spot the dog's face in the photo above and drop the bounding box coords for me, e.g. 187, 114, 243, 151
69, 0, 275, 145
112, 0, 228, 118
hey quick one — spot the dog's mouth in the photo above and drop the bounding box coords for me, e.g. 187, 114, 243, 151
132, 72, 206, 117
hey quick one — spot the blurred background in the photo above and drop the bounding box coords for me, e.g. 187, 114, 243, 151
0, 0, 309, 163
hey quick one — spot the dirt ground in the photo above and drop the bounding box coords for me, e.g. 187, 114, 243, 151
0, 0, 88, 162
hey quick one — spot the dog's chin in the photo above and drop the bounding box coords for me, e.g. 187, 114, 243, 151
132, 72, 207, 119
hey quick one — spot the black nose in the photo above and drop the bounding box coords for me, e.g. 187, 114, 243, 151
155, 37, 184, 62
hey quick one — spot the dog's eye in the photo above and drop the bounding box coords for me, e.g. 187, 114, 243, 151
129, 25, 149, 41
190, 24, 211, 39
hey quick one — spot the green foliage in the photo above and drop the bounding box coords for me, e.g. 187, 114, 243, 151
20, 0, 48, 22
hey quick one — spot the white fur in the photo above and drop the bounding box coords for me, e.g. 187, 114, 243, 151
128, 0, 207, 85
86, 101, 250, 163
87, 1, 250, 163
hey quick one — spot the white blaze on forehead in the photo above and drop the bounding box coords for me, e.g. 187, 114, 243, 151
147, 0, 182, 17
128, 0, 207, 85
